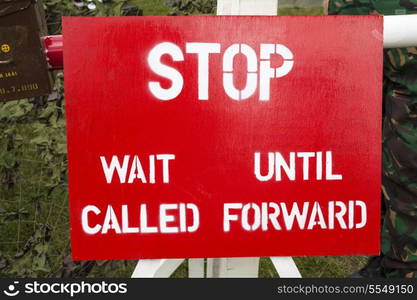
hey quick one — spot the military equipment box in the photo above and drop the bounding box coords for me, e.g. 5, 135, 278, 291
0, 0, 51, 102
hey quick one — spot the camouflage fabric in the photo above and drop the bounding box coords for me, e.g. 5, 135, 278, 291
327, 0, 417, 278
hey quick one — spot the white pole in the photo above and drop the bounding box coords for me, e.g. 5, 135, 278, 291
384, 15, 417, 48
217, 0, 278, 15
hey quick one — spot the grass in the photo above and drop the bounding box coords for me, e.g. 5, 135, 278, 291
279, 7, 323, 15
136, 0, 171, 16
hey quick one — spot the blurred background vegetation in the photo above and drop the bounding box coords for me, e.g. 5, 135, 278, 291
0, 0, 366, 278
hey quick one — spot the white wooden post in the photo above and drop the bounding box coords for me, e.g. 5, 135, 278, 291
384, 15, 417, 48
216, 0, 278, 15
188, 259, 205, 278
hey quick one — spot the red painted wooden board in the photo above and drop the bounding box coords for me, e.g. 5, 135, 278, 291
63, 16, 383, 260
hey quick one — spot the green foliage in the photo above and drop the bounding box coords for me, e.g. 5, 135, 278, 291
92, 0, 144, 16
0, 74, 68, 277
166, 0, 216, 15
43, 0, 94, 34
6, 225, 53, 277
279, 7, 323, 15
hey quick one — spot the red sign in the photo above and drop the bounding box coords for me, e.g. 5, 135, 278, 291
63, 16, 383, 260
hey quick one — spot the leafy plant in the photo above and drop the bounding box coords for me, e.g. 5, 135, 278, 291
44, 0, 144, 34
166, 0, 216, 15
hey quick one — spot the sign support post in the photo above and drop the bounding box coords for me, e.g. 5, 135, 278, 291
130, 0, 301, 278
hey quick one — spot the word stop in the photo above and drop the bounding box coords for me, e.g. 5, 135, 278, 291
147, 42, 294, 101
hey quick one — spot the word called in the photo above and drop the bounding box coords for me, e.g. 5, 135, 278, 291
82, 203, 199, 234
